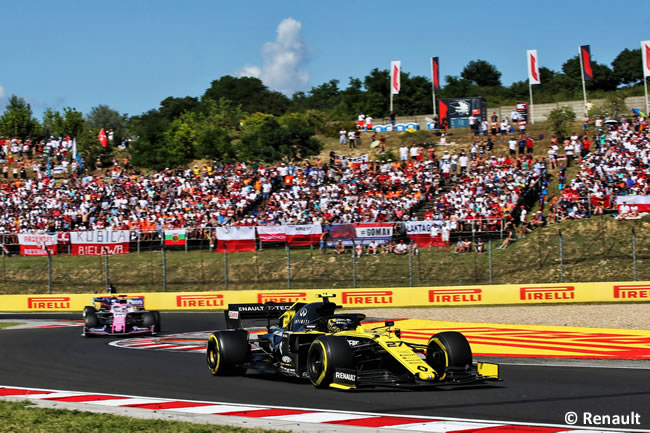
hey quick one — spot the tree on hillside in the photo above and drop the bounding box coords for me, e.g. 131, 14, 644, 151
41, 108, 65, 138
0, 95, 38, 139
546, 106, 576, 138
203, 76, 290, 116
562, 56, 618, 92
159, 96, 200, 121
612, 48, 643, 86
129, 110, 171, 169
86, 105, 128, 133
461, 60, 502, 87
62, 107, 86, 140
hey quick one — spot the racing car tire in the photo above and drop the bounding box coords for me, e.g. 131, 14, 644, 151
207, 330, 250, 376
84, 310, 98, 329
426, 331, 472, 377
307, 336, 355, 388
153, 311, 161, 333
82, 306, 96, 318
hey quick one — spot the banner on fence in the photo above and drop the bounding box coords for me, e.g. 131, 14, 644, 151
18, 234, 58, 256
285, 224, 322, 246
69, 230, 130, 255
256, 225, 286, 243
404, 221, 447, 247
216, 226, 256, 252
164, 229, 187, 246
324, 223, 393, 246
336, 154, 369, 164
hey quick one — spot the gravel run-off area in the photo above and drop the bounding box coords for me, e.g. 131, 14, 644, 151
352, 303, 650, 330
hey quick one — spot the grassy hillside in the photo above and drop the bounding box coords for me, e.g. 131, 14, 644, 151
0, 215, 646, 295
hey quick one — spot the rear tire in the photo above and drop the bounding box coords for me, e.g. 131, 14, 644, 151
152, 311, 161, 333
306, 336, 355, 388
207, 330, 250, 376
426, 331, 472, 378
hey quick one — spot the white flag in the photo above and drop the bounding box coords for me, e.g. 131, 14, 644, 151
527, 50, 541, 85
391, 60, 401, 95
642, 40, 650, 78
72, 138, 77, 160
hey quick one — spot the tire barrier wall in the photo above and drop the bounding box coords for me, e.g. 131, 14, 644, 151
0, 281, 648, 312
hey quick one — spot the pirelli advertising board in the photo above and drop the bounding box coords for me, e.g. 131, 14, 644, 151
0, 282, 648, 312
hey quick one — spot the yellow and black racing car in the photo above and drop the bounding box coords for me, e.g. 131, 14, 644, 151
206, 294, 499, 390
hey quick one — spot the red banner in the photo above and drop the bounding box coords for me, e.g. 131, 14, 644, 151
285, 224, 322, 246
70, 230, 130, 255
18, 234, 58, 256
431, 57, 440, 90
580, 45, 593, 81
98, 128, 108, 148
256, 226, 286, 243
216, 227, 255, 252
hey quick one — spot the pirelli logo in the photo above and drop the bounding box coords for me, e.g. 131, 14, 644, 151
428, 288, 482, 303
176, 294, 224, 308
613, 284, 650, 299
27, 297, 71, 309
257, 292, 307, 303
520, 286, 575, 301
342, 290, 393, 305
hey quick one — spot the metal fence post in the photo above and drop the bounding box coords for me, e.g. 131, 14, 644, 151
137, 231, 141, 254
162, 247, 167, 292
488, 239, 493, 284
224, 245, 229, 290
558, 229, 564, 283
408, 243, 413, 287
46, 249, 52, 294
103, 246, 110, 290
352, 243, 357, 289
632, 228, 637, 281
286, 244, 291, 289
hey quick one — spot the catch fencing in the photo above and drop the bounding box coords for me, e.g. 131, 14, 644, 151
0, 223, 645, 295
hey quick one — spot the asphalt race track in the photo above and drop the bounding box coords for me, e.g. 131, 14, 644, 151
1, 312, 650, 430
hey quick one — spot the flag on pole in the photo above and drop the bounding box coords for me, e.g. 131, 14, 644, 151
580, 45, 593, 81
98, 128, 108, 148
431, 57, 440, 90
527, 50, 541, 85
642, 40, 650, 78
390, 60, 401, 95
164, 229, 187, 246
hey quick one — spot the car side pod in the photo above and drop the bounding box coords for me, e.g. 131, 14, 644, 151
477, 362, 499, 379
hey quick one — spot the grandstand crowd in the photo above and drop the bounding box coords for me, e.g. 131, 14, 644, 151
0, 115, 647, 250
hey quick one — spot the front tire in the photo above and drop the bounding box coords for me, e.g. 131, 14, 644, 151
306, 336, 355, 388
84, 310, 98, 329
426, 331, 473, 379
207, 330, 250, 376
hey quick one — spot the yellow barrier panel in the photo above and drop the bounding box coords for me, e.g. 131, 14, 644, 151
0, 281, 648, 312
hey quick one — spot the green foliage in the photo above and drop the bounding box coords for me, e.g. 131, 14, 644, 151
591, 92, 628, 119
612, 48, 642, 86
42, 108, 65, 138
562, 56, 618, 92
203, 75, 290, 116
0, 95, 39, 139
546, 106, 576, 138
461, 60, 502, 87
319, 120, 357, 138
86, 104, 127, 132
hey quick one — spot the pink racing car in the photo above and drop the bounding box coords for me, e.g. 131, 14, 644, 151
82, 296, 161, 337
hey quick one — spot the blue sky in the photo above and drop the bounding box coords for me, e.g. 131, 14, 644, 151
2, 0, 649, 118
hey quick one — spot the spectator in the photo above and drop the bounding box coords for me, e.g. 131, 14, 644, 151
334, 240, 345, 255
367, 239, 379, 255
393, 240, 408, 255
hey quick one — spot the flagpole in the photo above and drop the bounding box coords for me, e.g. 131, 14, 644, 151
643, 74, 650, 115
432, 83, 437, 118
528, 82, 535, 125
579, 46, 588, 116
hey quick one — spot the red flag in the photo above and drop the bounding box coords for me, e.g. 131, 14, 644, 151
98, 128, 108, 148
431, 57, 440, 90
580, 45, 593, 81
